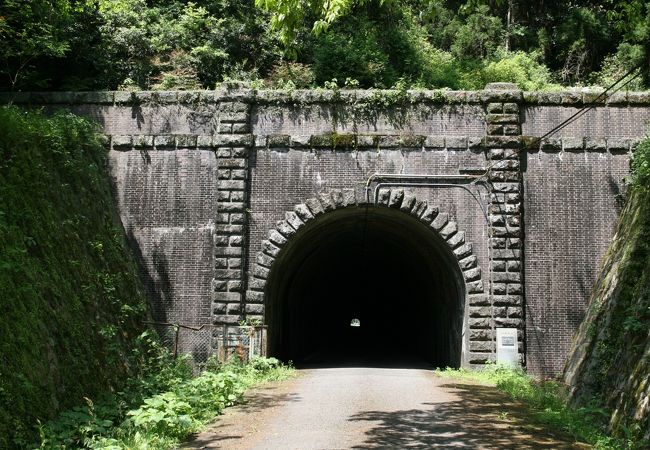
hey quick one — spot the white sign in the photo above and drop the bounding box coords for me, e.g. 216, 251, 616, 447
496, 328, 519, 368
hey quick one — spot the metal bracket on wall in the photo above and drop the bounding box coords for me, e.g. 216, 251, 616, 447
364, 172, 491, 223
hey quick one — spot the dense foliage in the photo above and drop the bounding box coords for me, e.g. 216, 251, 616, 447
36, 356, 293, 449
1, 0, 648, 91
0, 107, 150, 448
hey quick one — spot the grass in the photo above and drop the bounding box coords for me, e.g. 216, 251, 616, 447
436, 364, 645, 449
36, 356, 295, 450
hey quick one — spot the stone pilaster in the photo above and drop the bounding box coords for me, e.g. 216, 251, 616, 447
212, 98, 253, 326
481, 83, 525, 365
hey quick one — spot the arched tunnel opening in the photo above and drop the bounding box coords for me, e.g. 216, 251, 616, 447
264, 206, 466, 368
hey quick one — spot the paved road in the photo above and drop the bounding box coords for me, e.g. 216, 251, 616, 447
184, 367, 586, 449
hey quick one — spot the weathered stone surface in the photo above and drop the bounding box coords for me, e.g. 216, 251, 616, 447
469, 295, 490, 306
446, 231, 465, 249
400, 192, 416, 212
275, 220, 296, 237
463, 267, 481, 282
285, 211, 305, 231
466, 280, 484, 293
454, 243, 473, 259
294, 204, 315, 221
305, 197, 325, 216
256, 252, 275, 268
439, 221, 458, 239
261, 240, 281, 258
246, 290, 265, 303
377, 189, 391, 206
388, 189, 404, 208
420, 206, 439, 224
458, 254, 477, 270
268, 229, 287, 246
431, 212, 449, 231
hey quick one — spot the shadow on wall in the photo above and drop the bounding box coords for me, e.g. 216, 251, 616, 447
607, 174, 626, 211
348, 383, 581, 449
126, 227, 173, 324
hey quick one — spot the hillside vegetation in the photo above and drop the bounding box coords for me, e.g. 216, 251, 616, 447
0, 107, 149, 447
1, 0, 648, 92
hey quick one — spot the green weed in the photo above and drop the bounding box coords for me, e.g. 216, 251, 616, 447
436, 364, 644, 449
36, 356, 293, 449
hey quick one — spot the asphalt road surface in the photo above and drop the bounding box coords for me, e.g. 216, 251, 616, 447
183, 367, 587, 449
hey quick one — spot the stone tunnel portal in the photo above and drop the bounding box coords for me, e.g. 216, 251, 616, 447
264, 206, 466, 368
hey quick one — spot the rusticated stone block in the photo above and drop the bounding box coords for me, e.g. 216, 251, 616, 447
446, 231, 465, 249
470, 341, 495, 352
469, 318, 492, 329
463, 267, 481, 282
458, 255, 477, 270
388, 189, 404, 208
431, 212, 449, 231
305, 197, 325, 216
439, 221, 458, 239
469, 295, 490, 306
470, 329, 494, 341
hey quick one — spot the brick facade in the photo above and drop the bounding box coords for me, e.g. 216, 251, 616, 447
6, 87, 648, 376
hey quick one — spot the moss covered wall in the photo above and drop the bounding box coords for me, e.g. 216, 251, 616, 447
564, 186, 650, 441
0, 107, 149, 448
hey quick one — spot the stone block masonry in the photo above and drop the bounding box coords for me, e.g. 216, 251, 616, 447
5, 85, 649, 377
212, 100, 252, 327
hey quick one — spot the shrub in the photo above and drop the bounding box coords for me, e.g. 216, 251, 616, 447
631, 138, 650, 188
312, 5, 461, 89
265, 62, 315, 88
478, 50, 558, 90
590, 43, 646, 90
35, 357, 293, 449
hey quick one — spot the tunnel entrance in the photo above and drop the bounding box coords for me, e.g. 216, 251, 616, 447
264, 206, 466, 368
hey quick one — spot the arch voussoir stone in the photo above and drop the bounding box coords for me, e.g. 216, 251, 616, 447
388, 188, 404, 208
256, 252, 274, 268
294, 203, 314, 221
411, 199, 428, 218
244, 187, 494, 367
420, 206, 439, 224
268, 229, 287, 246
377, 188, 391, 205
400, 192, 417, 212
248, 188, 487, 317
261, 239, 281, 257
447, 231, 465, 249
275, 219, 296, 237
459, 254, 477, 270
331, 190, 344, 208
318, 192, 335, 211
431, 212, 449, 231
440, 220, 458, 239
305, 197, 325, 216
285, 211, 305, 231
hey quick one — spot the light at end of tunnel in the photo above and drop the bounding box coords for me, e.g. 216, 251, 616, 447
350, 318, 360, 327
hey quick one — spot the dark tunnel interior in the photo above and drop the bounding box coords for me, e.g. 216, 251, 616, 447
264, 206, 466, 368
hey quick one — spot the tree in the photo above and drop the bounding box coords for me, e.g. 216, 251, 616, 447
0, 0, 73, 90
255, 0, 380, 51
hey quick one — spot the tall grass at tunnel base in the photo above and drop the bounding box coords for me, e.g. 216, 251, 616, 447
36, 355, 294, 450
436, 365, 645, 449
